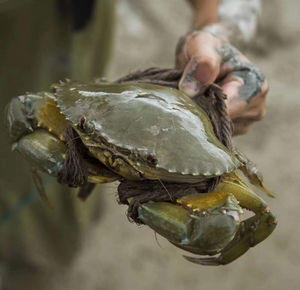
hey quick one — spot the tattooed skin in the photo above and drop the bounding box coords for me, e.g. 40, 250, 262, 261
219, 0, 261, 46
176, 0, 267, 134
214, 41, 265, 103
178, 0, 261, 49
176, 26, 265, 103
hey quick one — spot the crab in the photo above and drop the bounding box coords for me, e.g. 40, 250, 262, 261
5, 80, 277, 265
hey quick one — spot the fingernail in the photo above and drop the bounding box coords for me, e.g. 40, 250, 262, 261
179, 74, 203, 98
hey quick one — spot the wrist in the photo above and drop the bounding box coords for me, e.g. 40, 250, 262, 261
218, 0, 261, 46
191, 1, 219, 29
200, 23, 229, 42
191, 0, 261, 47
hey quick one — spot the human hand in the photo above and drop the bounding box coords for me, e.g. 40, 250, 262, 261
176, 26, 268, 135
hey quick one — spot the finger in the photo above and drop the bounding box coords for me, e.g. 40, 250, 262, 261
221, 77, 247, 118
229, 97, 267, 135
179, 56, 220, 97
178, 32, 222, 98
221, 73, 268, 119
237, 99, 267, 121
230, 69, 265, 104
230, 90, 268, 136
246, 79, 269, 113
220, 55, 266, 104
232, 118, 255, 136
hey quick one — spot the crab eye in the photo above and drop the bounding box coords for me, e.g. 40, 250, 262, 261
146, 153, 157, 165
79, 117, 86, 129
78, 117, 94, 134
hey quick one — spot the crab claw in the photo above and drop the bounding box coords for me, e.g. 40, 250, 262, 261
180, 172, 278, 265
138, 192, 242, 256
138, 171, 277, 266
183, 210, 277, 266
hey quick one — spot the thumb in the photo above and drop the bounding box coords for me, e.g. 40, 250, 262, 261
179, 55, 221, 98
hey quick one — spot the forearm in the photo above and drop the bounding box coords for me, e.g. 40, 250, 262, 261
218, 0, 261, 46
187, 0, 219, 28
188, 0, 262, 47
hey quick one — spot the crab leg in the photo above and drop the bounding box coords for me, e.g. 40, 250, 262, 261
13, 129, 120, 206
6, 92, 120, 184
184, 171, 277, 265
234, 148, 275, 198
15, 129, 120, 183
6, 93, 120, 206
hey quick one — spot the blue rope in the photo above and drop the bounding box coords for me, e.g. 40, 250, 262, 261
0, 177, 52, 227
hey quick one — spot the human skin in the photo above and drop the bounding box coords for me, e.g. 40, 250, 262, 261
178, 0, 268, 135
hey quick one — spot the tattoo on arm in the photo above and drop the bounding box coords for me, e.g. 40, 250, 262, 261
218, 0, 262, 46
176, 0, 264, 103
175, 26, 265, 103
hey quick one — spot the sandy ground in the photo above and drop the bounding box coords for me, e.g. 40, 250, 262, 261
38, 1, 300, 289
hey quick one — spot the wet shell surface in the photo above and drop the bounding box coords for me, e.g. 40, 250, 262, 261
55, 81, 240, 181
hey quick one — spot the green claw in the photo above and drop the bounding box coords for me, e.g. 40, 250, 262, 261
138, 192, 241, 255
138, 202, 194, 245
185, 211, 277, 266
138, 171, 277, 266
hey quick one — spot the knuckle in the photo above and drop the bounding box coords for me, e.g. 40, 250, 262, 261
189, 55, 219, 79
191, 55, 215, 67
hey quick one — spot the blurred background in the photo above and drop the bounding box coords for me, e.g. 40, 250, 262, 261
1, 0, 300, 289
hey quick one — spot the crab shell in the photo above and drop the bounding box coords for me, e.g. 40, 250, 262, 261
54, 81, 241, 183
